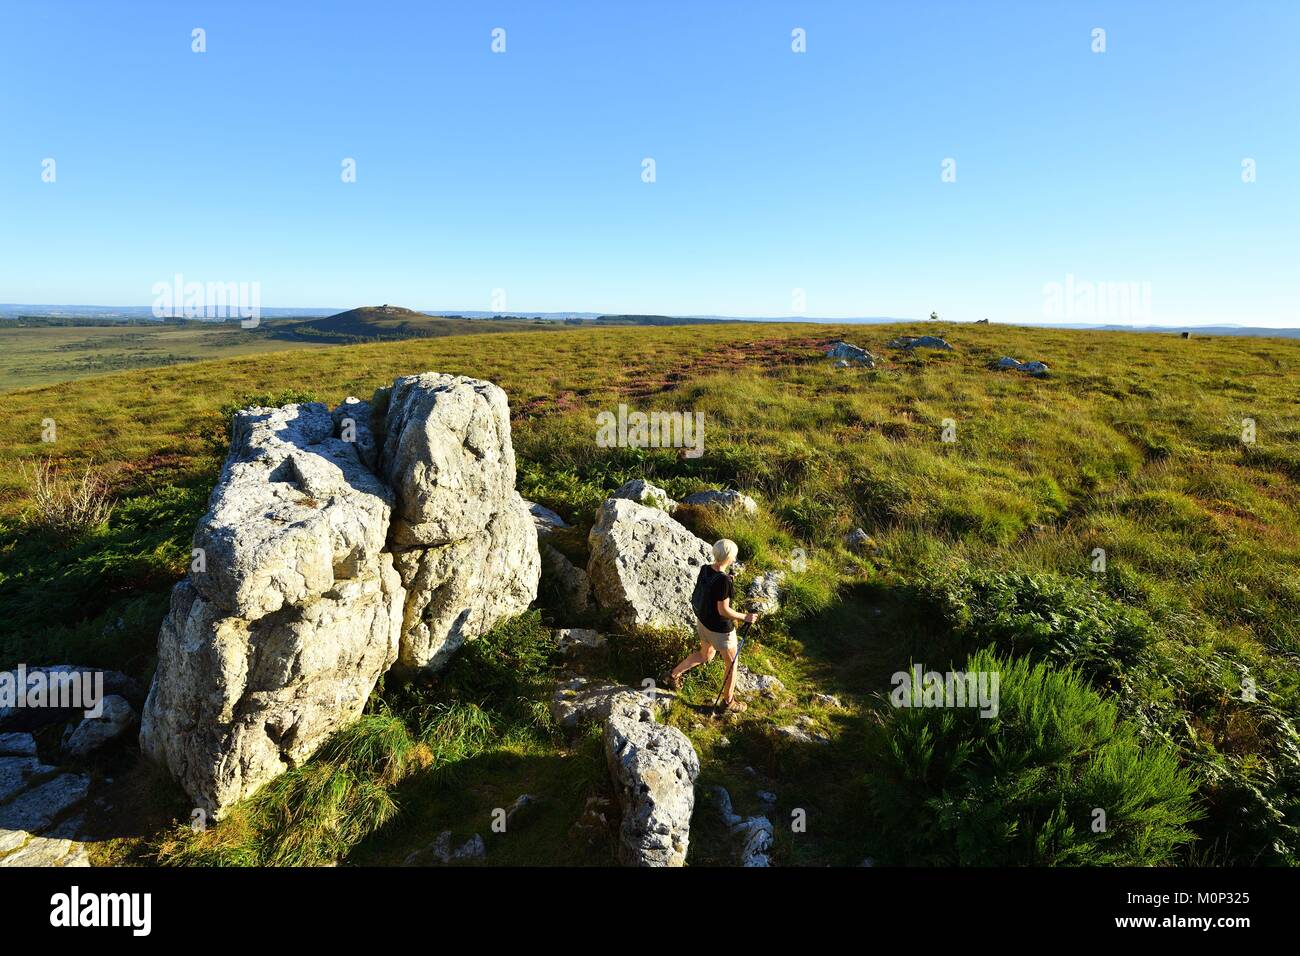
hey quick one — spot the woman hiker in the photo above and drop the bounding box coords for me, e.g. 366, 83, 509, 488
663, 538, 759, 714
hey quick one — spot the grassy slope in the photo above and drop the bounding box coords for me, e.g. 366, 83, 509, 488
1, 320, 1298, 865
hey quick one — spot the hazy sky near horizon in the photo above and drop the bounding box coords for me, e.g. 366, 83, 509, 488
2, 1, 1297, 325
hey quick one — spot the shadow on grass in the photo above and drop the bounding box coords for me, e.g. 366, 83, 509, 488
347, 739, 617, 867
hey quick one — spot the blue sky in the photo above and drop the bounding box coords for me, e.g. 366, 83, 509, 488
1, 1, 1297, 325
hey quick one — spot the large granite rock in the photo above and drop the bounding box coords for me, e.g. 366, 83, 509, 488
610, 479, 676, 513
189, 403, 394, 620
604, 692, 699, 866
379, 374, 540, 670
587, 498, 712, 633
140, 400, 404, 816
680, 489, 759, 515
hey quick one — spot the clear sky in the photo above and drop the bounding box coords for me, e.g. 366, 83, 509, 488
1, 1, 1297, 325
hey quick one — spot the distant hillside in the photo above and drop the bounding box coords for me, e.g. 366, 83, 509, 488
277, 305, 559, 343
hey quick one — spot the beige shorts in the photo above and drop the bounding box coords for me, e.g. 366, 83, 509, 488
696, 620, 737, 652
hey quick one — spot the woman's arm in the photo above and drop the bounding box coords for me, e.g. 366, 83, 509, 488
717, 597, 758, 624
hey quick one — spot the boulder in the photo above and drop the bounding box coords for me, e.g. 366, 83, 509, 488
189, 403, 393, 621
379, 374, 540, 669
996, 356, 1021, 369
140, 563, 403, 815
679, 489, 759, 516
0, 734, 36, 757
825, 341, 876, 367
611, 478, 676, 513
604, 692, 699, 866
888, 335, 953, 351
734, 663, 784, 699
140, 398, 405, 816
587, 498, 712, 633
552, 677, 664, 731
1020, 361, 1051, 377
62, 695, 135, 759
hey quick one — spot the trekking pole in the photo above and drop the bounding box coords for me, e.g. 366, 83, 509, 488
713, 618, 755, 712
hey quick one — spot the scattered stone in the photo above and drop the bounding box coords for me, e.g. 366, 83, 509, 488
679, 489, 759, 515
0, 772, 90, 834
845, 528, 878, 554
825, 341, 876, 367
610, 478, 676, 513
571, 795, 614, 842
717, 736, 731, 747
995, 357, 1050, 377
404, 830, 486, 865
775, 721, 831, 746
813, 693, 842, 709
551, 677, 655, 731
710, 787, 774, 867
0, 733, 36, 757
63, 695, 135, 760
744, 571, 785, 613
757, 790, 777, 804
734, 663, 784, 699
586, 498, 712, 632
604, 692, 699, 867
554, 628, 606, 655
888, 335, 953, 351
524, 500, 570, 535
504, 794, 541, 830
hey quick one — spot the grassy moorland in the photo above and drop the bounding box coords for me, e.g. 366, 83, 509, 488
1, 320, 1297, 866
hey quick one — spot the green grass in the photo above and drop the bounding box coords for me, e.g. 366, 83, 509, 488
2, 319, 1298, 865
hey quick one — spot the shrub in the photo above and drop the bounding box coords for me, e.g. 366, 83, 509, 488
927, 569, 1152, 685
21, 457, 115, 540
863, 648, 1202, 865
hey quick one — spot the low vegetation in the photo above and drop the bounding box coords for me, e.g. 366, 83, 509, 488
1, 319, 1297, 865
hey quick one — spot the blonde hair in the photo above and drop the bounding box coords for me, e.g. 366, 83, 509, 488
712, 539, 739, 564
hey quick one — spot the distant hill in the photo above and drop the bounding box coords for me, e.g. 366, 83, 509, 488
277, 305, 558, 343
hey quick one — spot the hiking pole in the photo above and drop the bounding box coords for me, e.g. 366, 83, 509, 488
713, 618, 755, 712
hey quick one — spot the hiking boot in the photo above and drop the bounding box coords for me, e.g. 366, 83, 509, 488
719, 698, 748, 715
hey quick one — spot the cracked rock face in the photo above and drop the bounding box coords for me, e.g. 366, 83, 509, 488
586, 498, 712, 633
141, 374, 541, 813
379, 374, 540, 669
604, 692, 699, 867
140, 401, 404, 816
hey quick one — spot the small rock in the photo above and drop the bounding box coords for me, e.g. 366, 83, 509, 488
887, 335, 953, 351
553, 628, 606, 655
757, 790, 777, 804
679, 489, 759, 515
744, 571, 785, 614
610, 479, 676, 513
813, 693, 842, 709
452, 834, 486, 861
524, 500, 570, 535
63, 695, 136, 759
0, 733, 37, 757
844, 528, 878, 555
734, 663, 784, 699
825, 342, 876, 367
504, 794, 541, 829
776, 723, 831, 746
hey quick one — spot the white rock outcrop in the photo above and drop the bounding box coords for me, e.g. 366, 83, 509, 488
378, 373, 540, 670
142, 374, 541, 815
587, 498, 712, 633
604, 692, 699, 867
